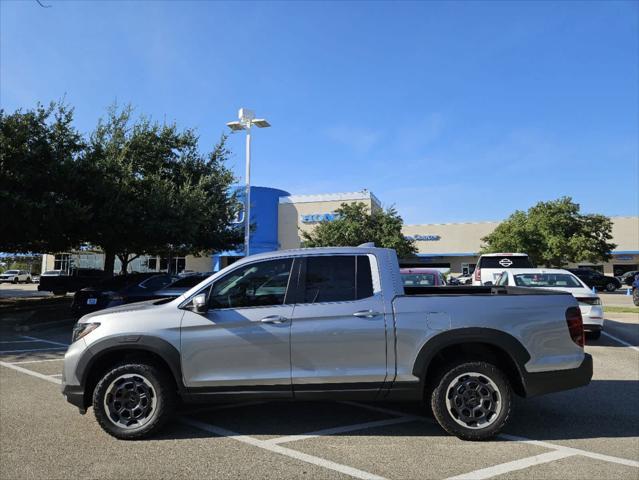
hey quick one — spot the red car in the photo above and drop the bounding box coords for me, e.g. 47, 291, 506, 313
400, 268, 447, 286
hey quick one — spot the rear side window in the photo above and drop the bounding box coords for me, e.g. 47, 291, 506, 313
304, 255, 373, 303
478, 256, 532, 269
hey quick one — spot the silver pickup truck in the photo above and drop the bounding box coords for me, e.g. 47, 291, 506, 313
62, 246, 592, 440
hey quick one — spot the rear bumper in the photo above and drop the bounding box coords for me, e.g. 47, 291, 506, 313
523, 353, 593, 397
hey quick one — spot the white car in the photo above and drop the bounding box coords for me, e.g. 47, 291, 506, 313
0, 270, 32, 284
495, 268, 604, 339
472, 253, 533, 286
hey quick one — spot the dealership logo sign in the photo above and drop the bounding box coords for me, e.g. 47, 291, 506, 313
499, 258, 513, 267
404, 234, 441, 242
301, 213, 341, 223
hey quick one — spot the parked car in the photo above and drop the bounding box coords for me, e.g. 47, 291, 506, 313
153, 273, 210, 299
0, 270, 32, 284
63, 245, 592, 441
619, 270, 639, 286
400, 268, 447, 286
472, 253, 533, 285
71, 273, 178, 316
455, 272, 474, 285
495, 268, 604, 339
632, 276, 639, 306
567, 268, 621, 292
39, 268, 111, 296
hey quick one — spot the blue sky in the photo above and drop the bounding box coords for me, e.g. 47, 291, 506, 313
1, 0, 637, 224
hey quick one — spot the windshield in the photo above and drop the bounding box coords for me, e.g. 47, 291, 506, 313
513, 273, 582, 288
402, 273, 437, 286
4, 270, 19, 274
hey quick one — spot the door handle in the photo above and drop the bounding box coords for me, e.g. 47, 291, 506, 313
353, 310, 381, 318
254, 315, 289, 324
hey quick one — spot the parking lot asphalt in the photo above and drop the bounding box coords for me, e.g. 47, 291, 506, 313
1, 315, 638, 480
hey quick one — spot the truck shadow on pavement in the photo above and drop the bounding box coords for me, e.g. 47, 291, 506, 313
149, 380, 639, 443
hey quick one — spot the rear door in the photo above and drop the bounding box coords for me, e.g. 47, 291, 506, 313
290, 255, 388, 398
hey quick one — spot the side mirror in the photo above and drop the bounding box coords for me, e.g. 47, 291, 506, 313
192, 293, 208, 314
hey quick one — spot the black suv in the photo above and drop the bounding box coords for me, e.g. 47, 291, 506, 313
568, 268, 621, 292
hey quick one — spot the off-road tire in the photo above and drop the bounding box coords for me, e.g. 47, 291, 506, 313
93, 362, 176, 440
431, 361, 511, 441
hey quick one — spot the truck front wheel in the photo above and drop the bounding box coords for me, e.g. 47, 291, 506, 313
431, 361, 511, 441
93, 362, 176, 440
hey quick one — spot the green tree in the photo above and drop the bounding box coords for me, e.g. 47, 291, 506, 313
481, 197, 616, 267
81, 104, 242, 274
301, 202, 417, 258
0, 102, 88, 253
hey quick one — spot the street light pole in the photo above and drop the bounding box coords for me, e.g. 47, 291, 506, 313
244, 126, 251, 257
226, 108, 270, 258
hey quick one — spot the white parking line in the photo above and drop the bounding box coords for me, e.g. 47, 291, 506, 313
500, 433, 639, 468
0, 340, 41, 344
347, 402, 639, 470
20, 335, 69, 347
602, 331, 639, 352
267, 416, 417, 445
0, 347, 67, 354
445, 450, 576, 480
181, 417, 388, 480
7, 357, 65, 365
0, 360, 63, 385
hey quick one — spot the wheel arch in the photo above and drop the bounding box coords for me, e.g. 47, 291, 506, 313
77, 336, 184, 409
413, 328, 530, 397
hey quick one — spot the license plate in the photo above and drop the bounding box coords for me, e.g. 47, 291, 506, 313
86, 298, 97, 305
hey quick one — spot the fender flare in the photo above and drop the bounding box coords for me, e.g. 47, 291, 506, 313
411, 327, 530, 380
76, 335, 184, 391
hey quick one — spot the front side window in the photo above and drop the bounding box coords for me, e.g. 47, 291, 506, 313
209, 258, 293, 309
303, 255, 373, 303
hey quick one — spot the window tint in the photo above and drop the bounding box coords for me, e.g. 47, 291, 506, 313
140, 275, 176, 291
209, 258, 293, 309
168, 275, 207, 288
513, 273, 582, 288
304, 255, 373, 303
478, 256, 532, 269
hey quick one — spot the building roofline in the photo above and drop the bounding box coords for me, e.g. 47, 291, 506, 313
279, 190, 379, 205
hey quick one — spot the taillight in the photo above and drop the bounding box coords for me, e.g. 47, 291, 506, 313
565, 307, 584, 347
474, 268, 481, 282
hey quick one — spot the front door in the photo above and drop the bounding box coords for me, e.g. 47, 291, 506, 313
180, 258, 295, 395
291, 255, 388, 398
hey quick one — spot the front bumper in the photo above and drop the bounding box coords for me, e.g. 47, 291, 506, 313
523, 353, 593, 397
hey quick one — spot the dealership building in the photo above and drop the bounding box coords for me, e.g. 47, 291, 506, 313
42, 186, 639, 277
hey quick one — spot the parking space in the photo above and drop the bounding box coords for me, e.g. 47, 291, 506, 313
1, 318, 638, 480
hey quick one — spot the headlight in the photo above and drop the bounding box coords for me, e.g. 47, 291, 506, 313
72, 322, 100, 343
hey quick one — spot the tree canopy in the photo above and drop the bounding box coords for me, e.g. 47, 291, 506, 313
301, 202, 417, 258
0, 102, 89, 253
1, 101, 242, 274
81, 104, 241, 274
481, 197, 616, 267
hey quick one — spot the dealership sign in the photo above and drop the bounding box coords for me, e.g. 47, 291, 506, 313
301, 213, 341, 223
404, 234, 441, 241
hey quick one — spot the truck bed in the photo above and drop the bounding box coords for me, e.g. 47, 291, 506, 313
402, 285, 570, 296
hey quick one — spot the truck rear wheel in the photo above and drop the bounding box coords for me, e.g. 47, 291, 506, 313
431, 361, 511, 441
93, 362, 176, 440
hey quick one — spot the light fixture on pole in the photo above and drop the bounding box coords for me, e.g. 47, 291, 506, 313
226, 108, 270, 257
